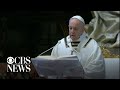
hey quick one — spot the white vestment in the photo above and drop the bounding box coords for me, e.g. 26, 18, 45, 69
51, 32, 105, 79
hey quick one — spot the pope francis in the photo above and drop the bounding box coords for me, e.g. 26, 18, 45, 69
51, 15, 105, 79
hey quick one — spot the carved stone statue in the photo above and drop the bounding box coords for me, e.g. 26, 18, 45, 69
87, 11, 120, 48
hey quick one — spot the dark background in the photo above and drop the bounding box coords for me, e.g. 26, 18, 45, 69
0, 10, 92, 62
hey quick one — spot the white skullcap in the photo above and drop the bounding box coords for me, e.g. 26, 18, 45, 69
71, 15, 85, 24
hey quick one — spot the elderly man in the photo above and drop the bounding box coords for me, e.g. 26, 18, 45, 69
51, 15, 105, 79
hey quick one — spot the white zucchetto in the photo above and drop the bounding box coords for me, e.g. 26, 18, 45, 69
71, 15, 85, 24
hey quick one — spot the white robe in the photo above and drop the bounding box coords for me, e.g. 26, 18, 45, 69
51, 32, 105, 79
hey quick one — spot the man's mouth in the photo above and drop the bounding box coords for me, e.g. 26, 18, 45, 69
71, 35, 75, 37
71, 35, 75, 36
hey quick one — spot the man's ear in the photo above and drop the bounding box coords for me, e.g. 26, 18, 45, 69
84, 24, 89, 33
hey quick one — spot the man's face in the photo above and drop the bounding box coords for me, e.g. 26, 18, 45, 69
69, 18, 84, 41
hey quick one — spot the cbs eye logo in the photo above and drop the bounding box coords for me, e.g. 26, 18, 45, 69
7, 57, 14, 64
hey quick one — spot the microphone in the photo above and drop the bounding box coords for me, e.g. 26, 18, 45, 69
38, 40, 61, 56
39, 46, 54, 56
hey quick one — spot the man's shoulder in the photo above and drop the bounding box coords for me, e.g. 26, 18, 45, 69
90, 38, 99, 46
56, 38, 64, 45
84, 38, 99, 48
57, 36, 70, 44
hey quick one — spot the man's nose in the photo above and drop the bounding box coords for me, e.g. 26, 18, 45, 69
71, 29, 75, 33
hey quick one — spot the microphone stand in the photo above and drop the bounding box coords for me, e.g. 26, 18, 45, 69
39, 46, 54, 56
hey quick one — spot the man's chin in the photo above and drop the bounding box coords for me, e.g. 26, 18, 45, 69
70, 37, 76, 41
70, 37, 79, 42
